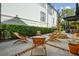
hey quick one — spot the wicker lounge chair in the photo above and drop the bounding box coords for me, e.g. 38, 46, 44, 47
13, 32, 28, 43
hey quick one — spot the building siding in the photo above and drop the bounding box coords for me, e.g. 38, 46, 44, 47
1, 3, 58, 28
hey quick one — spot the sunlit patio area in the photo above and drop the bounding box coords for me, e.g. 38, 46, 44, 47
0, 3, 79, 56
0, 33, 77, 56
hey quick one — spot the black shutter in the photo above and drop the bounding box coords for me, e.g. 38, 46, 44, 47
76, 3, 79, 16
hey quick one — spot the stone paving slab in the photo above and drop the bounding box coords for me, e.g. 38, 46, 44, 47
46, 44, 70, 56
31, 46, 46, 56
21, 44, 73, 56
47, 39, 69, 50
21, 37, 75, 56
0, 33, 74, 56
0, 39, 33, 56
0, 34, 49, 56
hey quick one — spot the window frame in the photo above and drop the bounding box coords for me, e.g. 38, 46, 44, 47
40, 11, 46, 22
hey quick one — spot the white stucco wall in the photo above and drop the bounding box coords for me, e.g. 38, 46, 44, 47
2, 3, 46, 21
1, 3, 48, 27
1, 3, 58, 28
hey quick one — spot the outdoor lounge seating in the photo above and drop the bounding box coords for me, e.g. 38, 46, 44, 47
68, 43, 79, 55
73, 32, 79, 38
13, 32, 28, 43
48, 32, 69, 41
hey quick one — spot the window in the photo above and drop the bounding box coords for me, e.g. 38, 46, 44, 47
40, 3, 46, 9
40, 11, 46, 22
47, 4, 53, 15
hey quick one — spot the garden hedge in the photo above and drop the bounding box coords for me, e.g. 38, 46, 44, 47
0, 24, 56, 39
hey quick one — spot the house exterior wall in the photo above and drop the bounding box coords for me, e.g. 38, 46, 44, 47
1, 3, 58, 28
52, 10, 58, 27
47, 4, 58, 28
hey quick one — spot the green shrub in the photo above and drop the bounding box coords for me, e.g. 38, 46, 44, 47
0, 24, 55, 39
